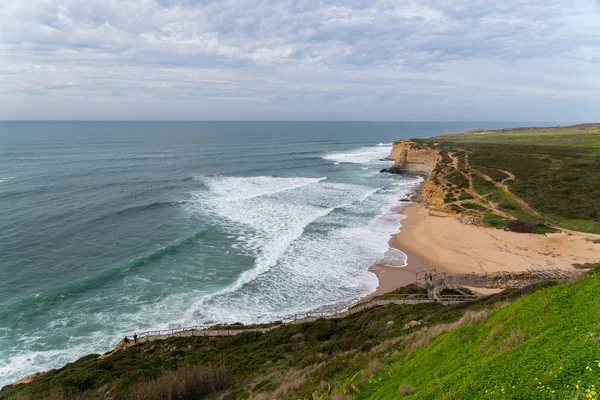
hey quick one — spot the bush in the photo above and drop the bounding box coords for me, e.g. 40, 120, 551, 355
498, 201, 517, 210
398, 384, 415, 397
126, 365, 230, 400
506, 220, 538, 233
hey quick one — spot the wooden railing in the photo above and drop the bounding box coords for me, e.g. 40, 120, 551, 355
123, 293, 479, 345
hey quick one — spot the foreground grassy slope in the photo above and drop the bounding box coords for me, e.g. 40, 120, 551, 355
4, 273, 600, 399
413, 130, 600, 233
1, 295, 455, 399
353, 268, 600, 399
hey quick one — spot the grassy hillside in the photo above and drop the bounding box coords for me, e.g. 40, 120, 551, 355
353, 267, 600, 399
0, 292, 453, 399
3, 271, 600, 399
413, 130, 600, 233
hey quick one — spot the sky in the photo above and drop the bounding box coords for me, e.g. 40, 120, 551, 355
0, 0, 599, 121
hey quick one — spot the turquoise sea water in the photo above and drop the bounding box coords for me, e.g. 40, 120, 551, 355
0, 121, 524, 386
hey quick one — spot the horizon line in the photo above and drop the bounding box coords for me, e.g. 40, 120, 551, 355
0, 119, 587, 124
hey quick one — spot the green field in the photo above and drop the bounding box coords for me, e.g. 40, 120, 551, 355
414, 130, 600, 234
439, 131, 600, 149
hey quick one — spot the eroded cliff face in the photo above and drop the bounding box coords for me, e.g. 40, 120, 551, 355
386, 140, 457, 217
385, 140, 439, 174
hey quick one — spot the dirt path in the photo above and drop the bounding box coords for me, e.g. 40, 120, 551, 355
441, 149, 542, 221
444, 151, 514, 219
474, 170, 540, 217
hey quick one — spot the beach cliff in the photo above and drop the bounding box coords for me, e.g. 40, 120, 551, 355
384, 139, 439, 175
383, 140, 452, 217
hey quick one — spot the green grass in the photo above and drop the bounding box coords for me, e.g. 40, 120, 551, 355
440, 131, 600, 149
471, 174, 497, 195
5, 274, 600, 399
481, 168, 510, 182
414, 132, 600, 234
483, 213, 508, 229
0, 302, 454, 399
446, 170, 470, 189
461, 202, 487, 212
354, 271, 600, 399
487, 189, 527, 219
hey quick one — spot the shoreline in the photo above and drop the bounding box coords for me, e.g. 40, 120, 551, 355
365, 203, 439, 299
366, 201, 600, 299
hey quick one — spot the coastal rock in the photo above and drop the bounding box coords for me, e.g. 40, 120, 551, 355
386, 140, 439, 175
421, 180, 444, 207
404, 320, 422, 329
385, 141, 460, 217
12, 371, 46, 386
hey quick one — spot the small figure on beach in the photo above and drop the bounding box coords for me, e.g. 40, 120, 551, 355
133, 333, 138, 343
429, 273, 433, 282
123, 336, 129, 345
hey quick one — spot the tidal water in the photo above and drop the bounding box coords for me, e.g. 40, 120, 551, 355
0, 121, 522, 386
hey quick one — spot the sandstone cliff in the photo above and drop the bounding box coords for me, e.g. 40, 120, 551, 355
385, 140, 439, 175
385, 140, 456, 217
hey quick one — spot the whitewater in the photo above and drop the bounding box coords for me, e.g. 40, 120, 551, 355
0, 121, 513, 387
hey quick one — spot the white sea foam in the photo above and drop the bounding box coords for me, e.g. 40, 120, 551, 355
188, 177, 371, 301
198, 175, 327, 202
0, 176, 15, 183
0, 149, 423, 387
323, 145, 393, 164
183, 174, 423, 325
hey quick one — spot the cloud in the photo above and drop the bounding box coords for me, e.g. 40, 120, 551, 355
0, 0, 598, 120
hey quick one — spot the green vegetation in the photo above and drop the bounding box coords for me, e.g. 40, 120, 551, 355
4, 272, 600, 399
414, 129, 600, 233
3, 126, 599, 400
438, 130, 600, 150
471, 174, 496, 195
481, 167, 509, 183
353, 268, 600, 399
1, 301, 451, 399
483, 213, 509, 229
446, 170, 469, 189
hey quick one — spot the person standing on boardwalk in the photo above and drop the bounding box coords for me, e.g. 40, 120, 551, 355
133, 333, 138, 344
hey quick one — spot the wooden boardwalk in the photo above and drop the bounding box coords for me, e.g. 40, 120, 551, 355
122, 294, 478, 348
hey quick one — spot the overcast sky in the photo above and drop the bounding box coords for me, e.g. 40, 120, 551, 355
1, 0, 599, 121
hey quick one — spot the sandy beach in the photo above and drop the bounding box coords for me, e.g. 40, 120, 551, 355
369, 203, 600, 297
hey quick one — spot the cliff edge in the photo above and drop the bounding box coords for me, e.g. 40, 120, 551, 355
384, 140, 454, 217
384, 140, 439, 175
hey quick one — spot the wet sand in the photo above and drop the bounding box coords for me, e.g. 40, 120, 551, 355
366, 204, 440, 299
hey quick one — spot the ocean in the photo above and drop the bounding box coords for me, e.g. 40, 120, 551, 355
0, 121, 519, 386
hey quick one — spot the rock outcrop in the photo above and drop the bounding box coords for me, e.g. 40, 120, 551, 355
383, 140, 439, 175
384, 140, 457, 217
12, 371, 47, 386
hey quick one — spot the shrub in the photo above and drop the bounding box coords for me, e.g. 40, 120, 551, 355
588, 264, 600, 276
398, 384, 415, 397
459, 191, 473, 200
126, 365, 230, 400
506, 219, 538, 233
498, 201, 517, 210
362, 360, 381, 380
